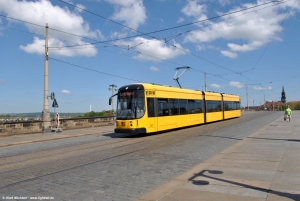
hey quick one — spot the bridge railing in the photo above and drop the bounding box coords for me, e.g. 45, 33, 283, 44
0, 116, 115, 137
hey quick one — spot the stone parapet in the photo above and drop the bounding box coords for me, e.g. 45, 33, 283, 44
0, 116, 114, 137
55, 116, 114, 130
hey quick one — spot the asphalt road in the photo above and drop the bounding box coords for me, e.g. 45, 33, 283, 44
0, 111, 282, 201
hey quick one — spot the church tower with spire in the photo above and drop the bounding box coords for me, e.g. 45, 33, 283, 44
281, 86, 286, 104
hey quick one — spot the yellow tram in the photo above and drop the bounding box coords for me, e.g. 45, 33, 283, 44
109, 83, 241, 134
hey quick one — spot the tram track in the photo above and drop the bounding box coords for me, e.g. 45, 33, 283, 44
0, 133, 125, 160
0, 111, 265, 162
0, 138, 129, 167
0, 112, 280, 194
0, 132, 196, 191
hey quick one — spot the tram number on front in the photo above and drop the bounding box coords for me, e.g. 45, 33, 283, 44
146, 91, 155, 96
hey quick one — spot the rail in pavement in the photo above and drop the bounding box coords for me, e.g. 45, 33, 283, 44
138, 111, 300, 201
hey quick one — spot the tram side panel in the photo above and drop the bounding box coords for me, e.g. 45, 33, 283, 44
223, 94, 241, 119
152, 89, 204, 132
155, 90, 185, 132
204, 92, 223, 123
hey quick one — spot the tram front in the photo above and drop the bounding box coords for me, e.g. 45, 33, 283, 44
110, 84, 146, 134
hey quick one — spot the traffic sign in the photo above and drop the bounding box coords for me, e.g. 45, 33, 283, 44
52, 98, 59, 108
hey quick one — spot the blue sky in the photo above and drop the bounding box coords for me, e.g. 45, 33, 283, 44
0, 0, 300, 113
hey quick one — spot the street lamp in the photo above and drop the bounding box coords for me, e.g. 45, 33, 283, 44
109, 84, 118, 115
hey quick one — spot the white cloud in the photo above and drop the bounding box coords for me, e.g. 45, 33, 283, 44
20, 37, 44, 55
219, 0, 230, 7
207, 45, 220, 51
196, 44, 205, 51
181, 0, 207, 18
61, 90, 71, 94
211, 83, 222, 88
20, 37, 97, 57
75, 4, 85, 13
211, 81, 246, 88
0, 0, 100, 57
0, 79, 5, 83
183, 0, 300, 58
221, 50, 237, 58
115, 37, 188, 61
0, 19, 3, 35
105, 0, 147, 30
96, 30, 106, 41
227, 41, 263, 52
177, 17, 185, 23
110, 31, 128, 39
62, 0, 73, 4
150, 66, 160, 71
229, 81, 244, 88
252, 86, 272, 90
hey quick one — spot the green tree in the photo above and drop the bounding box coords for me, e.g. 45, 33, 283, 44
81, 110, 113, 117
295, 102, 300, 110
290, 102, 300, 110
279, 105, 287, 111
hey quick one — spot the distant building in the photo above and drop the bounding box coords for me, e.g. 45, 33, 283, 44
262, 101, 284, 111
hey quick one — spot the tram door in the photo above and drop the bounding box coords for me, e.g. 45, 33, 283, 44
157, 99, 176, 131
146, 98, 157, 133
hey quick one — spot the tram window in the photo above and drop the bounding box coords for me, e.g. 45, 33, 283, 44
224, 101, 241, 111
195, 100, 202, 113
169, 99, 179, 115
147, 98, 155, 117
206, 101, 213, 112
232, 102, 236, 110
229, 102, 235, 110
225, 102, 230, 111
216, 101, 222, 111
224, 102, 229, 111
236, 102, 241, 109
158, 99, 169, 116
187, 100, 195, 114
231, 102, 235, 110
179, 99, 187, 115
207, 101, 222, 112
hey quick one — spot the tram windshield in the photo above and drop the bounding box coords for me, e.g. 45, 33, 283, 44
116, 90, 145, 120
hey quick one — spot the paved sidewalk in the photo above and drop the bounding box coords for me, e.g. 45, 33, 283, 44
138, 111, 300, 201
0, 125, 115, 147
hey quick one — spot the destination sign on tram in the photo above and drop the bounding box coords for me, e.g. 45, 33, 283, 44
146, 91, 155, 95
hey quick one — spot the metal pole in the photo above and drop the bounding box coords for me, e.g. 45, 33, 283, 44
204, 73, 207, 91
111, 88, 114, 113
246, 85, 249, 111
245, 84, 261, 111
42, 23, 51, 133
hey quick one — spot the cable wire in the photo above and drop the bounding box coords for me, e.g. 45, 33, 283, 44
49, 57, 144, 83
